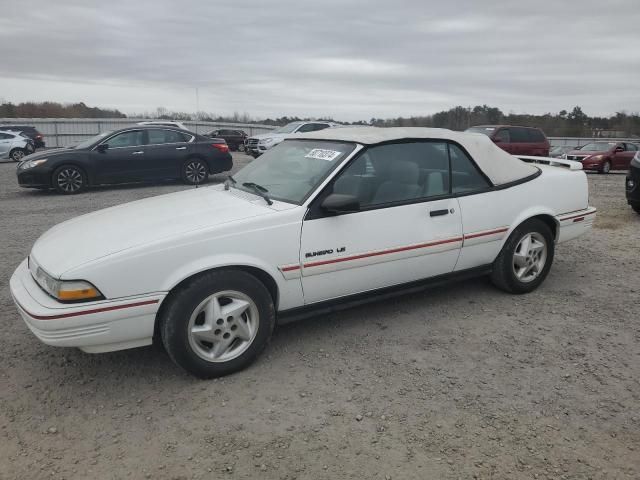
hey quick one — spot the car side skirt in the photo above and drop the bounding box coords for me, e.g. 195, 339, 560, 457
277, 264, 492, 325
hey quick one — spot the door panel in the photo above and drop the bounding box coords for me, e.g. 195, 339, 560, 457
144, 129, 192, 178
91, 130, 146, 183
299, 199, 462, 304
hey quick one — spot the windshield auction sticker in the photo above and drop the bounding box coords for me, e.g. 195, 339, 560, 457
305, 149, 342, 161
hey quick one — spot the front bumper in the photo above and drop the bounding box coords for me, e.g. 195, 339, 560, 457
10, 259, 165, 353
17, 167, 53, 188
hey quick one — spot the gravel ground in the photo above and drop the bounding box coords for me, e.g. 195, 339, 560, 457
0, 156, 638, 480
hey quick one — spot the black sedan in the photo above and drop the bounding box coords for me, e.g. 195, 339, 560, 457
16, 126, 233, 194
204, 129, 247, 152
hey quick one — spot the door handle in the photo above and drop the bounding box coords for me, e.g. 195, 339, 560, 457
430, 209, 449, 217
132, 151, 144, 155
176, 146, 187, 150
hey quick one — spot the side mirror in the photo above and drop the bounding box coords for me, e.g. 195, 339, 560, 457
321, 193, 360, 214
492, 137, 502, 143
614, 146, 624, 153
96, 143, 109, 153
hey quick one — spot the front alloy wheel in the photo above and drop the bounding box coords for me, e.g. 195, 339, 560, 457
601, 161, 611, 174
183, 159, 208, 185
160, 269, 275, 378
187, 291, 259, 363
53, 166, 86, 194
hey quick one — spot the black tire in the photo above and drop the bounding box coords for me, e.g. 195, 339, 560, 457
599, 161, 611, 174
52, 165, 87, 194
160, 269, 275, 378
490, 219, 555, 294
182, 158, 209, 185
10, 148, 27, 162
632, 204, 640, 214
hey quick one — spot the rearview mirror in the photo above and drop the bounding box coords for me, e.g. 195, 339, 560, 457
321, 193, 360, 214
96, 143, 109, 153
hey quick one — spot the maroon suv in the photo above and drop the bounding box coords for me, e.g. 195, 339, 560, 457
564, 142, 638, 174
465, 125, 550, 157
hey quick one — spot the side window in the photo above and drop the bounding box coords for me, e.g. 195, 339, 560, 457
495, 128, 510, 143
105, 130, 145, 148
314, 124, 331, 131
148, 129, 188, 144
332, 142, 450, 208
0, 133, 11, 140
509, 127, 529, 143
527, 128, 545, 143
296, 123, 318, 133
449, 144, 491, 194
627, 143, 638, 152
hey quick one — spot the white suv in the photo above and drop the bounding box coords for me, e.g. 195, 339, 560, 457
0, 130, 35, 162
246, 121, 339, 157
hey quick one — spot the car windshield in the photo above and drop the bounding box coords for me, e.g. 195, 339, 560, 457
231, 139, 356, 204
272, 122, 303, 134
465, 127, 496, 136
74, 131, 112, 149
580, 142, 616, 151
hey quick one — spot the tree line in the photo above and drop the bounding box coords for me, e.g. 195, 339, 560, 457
1, 101, 638, 137
0, 101, 126, 119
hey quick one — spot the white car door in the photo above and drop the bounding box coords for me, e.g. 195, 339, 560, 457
0, 132, 13, 157
299, 141, 463, 305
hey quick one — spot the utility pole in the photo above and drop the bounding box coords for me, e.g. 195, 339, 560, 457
195, 87, 200, 134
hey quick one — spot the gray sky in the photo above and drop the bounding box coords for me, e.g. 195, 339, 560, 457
1, 0, 639, 121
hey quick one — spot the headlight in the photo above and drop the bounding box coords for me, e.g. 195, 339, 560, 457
29, 257, 103, 302
21, 158, 48, 169
260, 138, 274, 145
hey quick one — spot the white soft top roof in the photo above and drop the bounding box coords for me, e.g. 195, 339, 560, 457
296, 127, 538, 186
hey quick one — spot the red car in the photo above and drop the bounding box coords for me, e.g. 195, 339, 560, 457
465, 125, 550, 157
564, 142, 638, 174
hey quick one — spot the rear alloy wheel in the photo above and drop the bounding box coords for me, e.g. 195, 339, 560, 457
600, 161, 611, 174
53, 165, 87, 194
183, 158, 208, 185
491, 219, 554, 294
238, 143, 245, 152
160, 269, 275, 378
10, 149, 26, 162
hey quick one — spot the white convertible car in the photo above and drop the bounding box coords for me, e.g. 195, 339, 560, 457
10, 128, 596, 377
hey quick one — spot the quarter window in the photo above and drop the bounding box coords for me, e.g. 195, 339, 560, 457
0, 133, 12, 140
105, 130, 145, 148
449, 144, 491, 193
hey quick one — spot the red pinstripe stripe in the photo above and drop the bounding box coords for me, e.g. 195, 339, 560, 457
17, 299, 159, 321
463, 227, 509, 240
281, 265, 300, 272
303, 236, 464, 269
559, 209, 597, 222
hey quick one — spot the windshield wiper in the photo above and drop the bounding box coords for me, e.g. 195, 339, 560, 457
224, 175, 236, 190
242, 182, 273, 205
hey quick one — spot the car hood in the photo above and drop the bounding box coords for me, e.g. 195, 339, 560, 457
567, 150, 605, 156
26, 148, 74, 160
249, 133, 288, 141
31, 186, 276, 277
